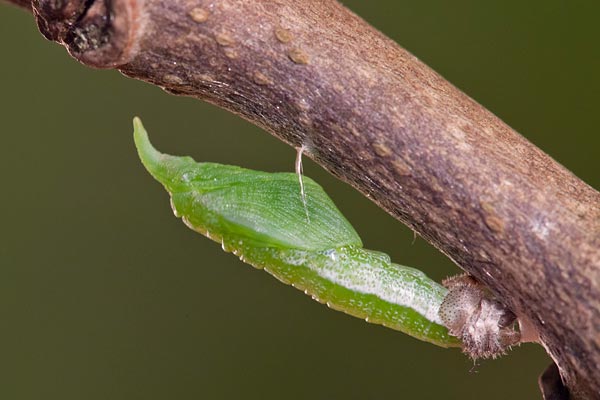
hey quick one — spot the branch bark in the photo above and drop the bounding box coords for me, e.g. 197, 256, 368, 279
10, 0, 600, 397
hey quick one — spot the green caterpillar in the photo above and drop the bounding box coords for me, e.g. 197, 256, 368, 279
133, 118, 460, 348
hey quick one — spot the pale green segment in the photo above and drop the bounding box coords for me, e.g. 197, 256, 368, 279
133, 118, 460, 348
237, 244, 458, 347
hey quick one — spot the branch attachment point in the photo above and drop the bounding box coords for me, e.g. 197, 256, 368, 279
439, 274, 521, 359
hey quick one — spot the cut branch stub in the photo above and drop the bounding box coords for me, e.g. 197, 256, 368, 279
18, 0, 600, 398
32, 0, 141, 67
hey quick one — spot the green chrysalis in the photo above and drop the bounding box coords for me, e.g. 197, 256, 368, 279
133, 118, 460, 348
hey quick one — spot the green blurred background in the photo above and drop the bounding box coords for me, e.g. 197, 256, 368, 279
1, 1, 598, 399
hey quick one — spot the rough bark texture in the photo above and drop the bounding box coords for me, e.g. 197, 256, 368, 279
8, 0, 600, 397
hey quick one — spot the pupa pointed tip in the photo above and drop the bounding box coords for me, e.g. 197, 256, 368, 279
132, 117, 166, 181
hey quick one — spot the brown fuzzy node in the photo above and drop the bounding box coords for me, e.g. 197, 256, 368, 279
439, 274, 520, 359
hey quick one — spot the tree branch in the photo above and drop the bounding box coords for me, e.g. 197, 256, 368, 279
10, 0, 600, 397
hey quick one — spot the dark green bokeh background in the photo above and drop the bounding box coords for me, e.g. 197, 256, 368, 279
1, 1, 598, 399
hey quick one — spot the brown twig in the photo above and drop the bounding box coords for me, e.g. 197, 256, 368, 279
8, 0, 600, 397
